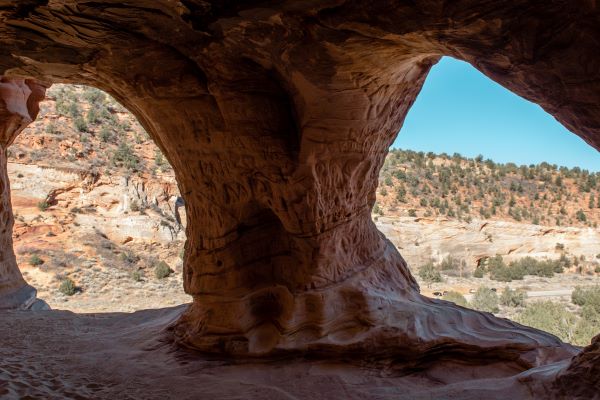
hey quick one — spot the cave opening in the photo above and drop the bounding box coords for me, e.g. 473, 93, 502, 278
0, 2, 597, 397
374, 56, 600, 347
9, 83, 190, 312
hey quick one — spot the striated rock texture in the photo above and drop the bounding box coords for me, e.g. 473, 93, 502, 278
0, 1, 597, 397
0, 77, 47, 309
553, 334, 600, 397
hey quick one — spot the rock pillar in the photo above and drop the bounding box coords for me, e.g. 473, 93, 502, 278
0, 77, 47, 310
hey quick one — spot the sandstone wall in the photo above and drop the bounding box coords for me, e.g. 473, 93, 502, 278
0, 78, 47, 309
0, 2, 597, 396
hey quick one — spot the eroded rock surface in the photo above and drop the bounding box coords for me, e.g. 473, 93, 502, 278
0, 77, 48, 309
0, 1, 598, 397
553, 334, 600, 397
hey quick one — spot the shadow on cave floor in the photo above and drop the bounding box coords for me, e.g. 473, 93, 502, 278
0, 305, 562, 400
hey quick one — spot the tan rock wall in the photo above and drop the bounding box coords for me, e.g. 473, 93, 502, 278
0, 78, 46, 308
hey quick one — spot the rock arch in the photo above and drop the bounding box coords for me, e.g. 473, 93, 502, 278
0, 1, 598, 395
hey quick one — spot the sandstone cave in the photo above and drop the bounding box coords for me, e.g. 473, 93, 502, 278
0, 2, 598, 399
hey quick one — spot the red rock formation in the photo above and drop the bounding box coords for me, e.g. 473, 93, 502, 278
552, 334, 600, 396
0, 78, 47, 309
0, 1, 597, 396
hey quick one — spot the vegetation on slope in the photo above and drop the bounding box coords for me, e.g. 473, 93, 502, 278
10, 84, 170, 177
375, 149, 600, 227
10, 84, 185, 311
439, 285, 600, 346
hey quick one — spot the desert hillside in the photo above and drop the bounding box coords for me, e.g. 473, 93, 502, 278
10, 84, 189, 312
376, 149, 600, 227
375, 149, 600, 274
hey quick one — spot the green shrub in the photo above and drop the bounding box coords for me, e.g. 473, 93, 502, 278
515, 301, 576, 343
487, 255, 525, 282
557, 253, 571, 270
573, 305, 600, 346
155, 150, 166, 167
59, 278, 77, 296
439, 255, 460, 271
74, 116, 88, 132
372, 203, 384, 216
99, 126, 112, 143
132, 270, 143, 282
154, 261, 172, 279
86, 107, 100, 124
443, 291, 468, 307
120, 251, 139, 265
500, 287, 527, 307
29, 254, 44, 266
510, 257, 555, 278
83, 87, 106, 104
67, 101, 81, 118
486, 256, 566, 282
37, 201, 49, 211
471, 287, 499, 313
418, 261, 442, 284
112, 142, 139, 171
45, 122, 57, 134
473, 266, 485, 278
571, 286, 600, 312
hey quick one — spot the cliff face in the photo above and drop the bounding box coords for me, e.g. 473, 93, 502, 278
0, 1, 598, 398
379, 216, 600, 271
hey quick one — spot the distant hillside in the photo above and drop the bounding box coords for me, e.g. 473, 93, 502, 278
8, 84, 188, 313
11, 84, 170, 177
375, 149, 600, 227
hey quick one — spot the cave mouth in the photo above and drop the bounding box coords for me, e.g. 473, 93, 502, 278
8, 83, 190, 313
0, 1, 598, 397
373, 57, 600, 347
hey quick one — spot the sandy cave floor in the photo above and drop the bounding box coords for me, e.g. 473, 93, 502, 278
0, 306, 567, 400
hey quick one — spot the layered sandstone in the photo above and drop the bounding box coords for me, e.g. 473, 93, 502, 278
378, 216, 600, 270
0, 77, 47, 309
0, 1, 597, 398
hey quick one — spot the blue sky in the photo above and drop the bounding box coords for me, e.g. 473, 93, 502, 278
392, 57, 600, 171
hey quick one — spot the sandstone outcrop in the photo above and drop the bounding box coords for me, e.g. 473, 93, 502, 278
378, 216, 600, 270
553, 334, 600, 397
0, 1, 598, 397
0, 77, 48, 310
